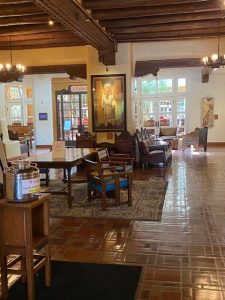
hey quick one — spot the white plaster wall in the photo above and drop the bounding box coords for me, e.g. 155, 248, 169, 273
190, 69, 225, 142
132, 38, 224, 60
32, 74, 53, 145
119, 39, 225, 142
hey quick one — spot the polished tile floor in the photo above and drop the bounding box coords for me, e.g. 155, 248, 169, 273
7, 147, 225, 300
47, 147, 225, 300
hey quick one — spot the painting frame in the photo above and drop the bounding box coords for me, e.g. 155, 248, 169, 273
91, 74, 126, 132
202, 97, 214, 127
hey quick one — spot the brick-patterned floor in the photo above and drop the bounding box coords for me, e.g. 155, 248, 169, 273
4, 147, 225, 299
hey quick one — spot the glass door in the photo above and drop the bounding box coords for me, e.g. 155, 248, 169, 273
141, 98, 176, 134
56, 88, 88, 146
136, 76, 187, 134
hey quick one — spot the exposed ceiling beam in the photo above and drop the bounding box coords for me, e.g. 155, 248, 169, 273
0, 32, 85, 50
32, 0, 116, 64
92, 1, 220, 20
0, 31, 79, 43
114, 26, 225, 41
109, 19, 225, 34
0, 2, 42, 16
101, 11, 224, 28
0, 0, 32, 4
0, 23, 66, 36
135, 58, 203, 77
0, 14, 52, 27
82, 0, 210, 9
25, 64, 87, 79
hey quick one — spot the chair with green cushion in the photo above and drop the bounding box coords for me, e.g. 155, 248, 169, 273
83, 158, 132, 211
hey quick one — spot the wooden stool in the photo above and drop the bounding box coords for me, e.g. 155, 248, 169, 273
0, 194, 51, 300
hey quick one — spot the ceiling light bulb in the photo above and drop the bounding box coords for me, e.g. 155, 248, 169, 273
211, 53, 218, 62
202, 56, 208, 65
48, 20, 54, 26
6, 63, 11, 70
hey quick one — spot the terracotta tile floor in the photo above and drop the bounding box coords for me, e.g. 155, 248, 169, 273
47, 147, 225, 299
6, 147, 225, 299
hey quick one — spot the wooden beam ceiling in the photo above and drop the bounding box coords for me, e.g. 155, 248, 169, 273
82, 0, 210, 9
89, 1, 221, 20
32, 0, 116, 64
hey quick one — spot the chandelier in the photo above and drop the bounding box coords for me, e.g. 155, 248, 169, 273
202, 20, 225, 68
0, 37, 25, 83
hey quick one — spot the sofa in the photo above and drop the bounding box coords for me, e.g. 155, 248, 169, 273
159, 127, 179, 150
135, 129, 172, 169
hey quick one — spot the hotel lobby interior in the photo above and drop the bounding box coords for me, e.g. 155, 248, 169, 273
1, 1, 225, 299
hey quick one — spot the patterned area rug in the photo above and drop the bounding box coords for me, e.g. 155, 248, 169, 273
47, 180, 168, 221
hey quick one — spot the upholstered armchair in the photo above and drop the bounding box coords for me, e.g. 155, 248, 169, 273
109, 131, 136, 166
182, 131, 199, 151
182, 127, 208, 152
83, 158, 132, 211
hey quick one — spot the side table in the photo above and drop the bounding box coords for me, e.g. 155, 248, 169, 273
0, 194, 51, 300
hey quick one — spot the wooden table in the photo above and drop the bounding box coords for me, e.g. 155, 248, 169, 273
29, 147, 96, 208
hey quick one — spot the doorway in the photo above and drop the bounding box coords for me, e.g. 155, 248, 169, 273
55, 88, 88, 146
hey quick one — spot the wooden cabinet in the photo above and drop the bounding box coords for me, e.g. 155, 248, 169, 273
0, 194, 51, 300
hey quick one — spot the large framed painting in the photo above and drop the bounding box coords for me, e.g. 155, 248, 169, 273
91, 74, 126, 132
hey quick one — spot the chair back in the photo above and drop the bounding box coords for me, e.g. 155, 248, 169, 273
83, 158, 103, 178
76, 131, 95, 148
96, 148, 109, 162
195, 127, 208, 151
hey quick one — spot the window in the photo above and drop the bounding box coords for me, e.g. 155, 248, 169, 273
135, 75, 188, 133
158, 79, 173, 93
5, 83, 34, 126
141, 80, 157, 94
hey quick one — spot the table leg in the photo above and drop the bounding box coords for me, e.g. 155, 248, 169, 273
27, 140, 30, 156
66, 167, 72, 209
0, 254, 8, 300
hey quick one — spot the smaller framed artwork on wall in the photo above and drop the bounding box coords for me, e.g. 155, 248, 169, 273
202, 97, 214, 127
91, 74, 126, 132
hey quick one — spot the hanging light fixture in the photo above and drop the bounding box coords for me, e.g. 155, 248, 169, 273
0, 36, 25, 83
202, 19, 225, 68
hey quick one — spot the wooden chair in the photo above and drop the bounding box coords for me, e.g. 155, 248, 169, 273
96, 147, 133, 174
111, 131, 136, 164
196, 127, 208, 152
63, 131, 96, 183
83, 158, 132, 211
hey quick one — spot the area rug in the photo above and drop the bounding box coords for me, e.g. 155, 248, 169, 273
47, 179, 168, 221
7, 260, 142, 300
